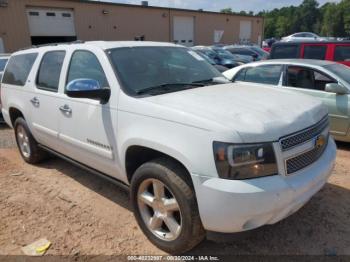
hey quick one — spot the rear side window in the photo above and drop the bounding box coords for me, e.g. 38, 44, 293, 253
303, 45, 327, 60
66, 50, 109, 88
37, 51, 66, 92
334, 45, 350, 61
243, 65, 283, 85
271, 45, 299, 59
2, 53, 38, 86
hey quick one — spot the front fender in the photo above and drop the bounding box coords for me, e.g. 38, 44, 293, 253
117, 110, 220, 179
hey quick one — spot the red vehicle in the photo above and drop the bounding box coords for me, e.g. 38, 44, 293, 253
269, 41, 350, 67
262, 47, 271, 52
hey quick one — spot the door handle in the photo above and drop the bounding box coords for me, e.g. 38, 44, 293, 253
59, 104, 72, 114
30, 97, 40, 106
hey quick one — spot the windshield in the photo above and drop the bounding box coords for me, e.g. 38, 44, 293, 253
324, 63, 350, 83
108, 46, 222, 96
0, 58, 8, 71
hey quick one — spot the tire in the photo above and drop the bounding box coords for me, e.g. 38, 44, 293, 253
131, 157, 205, 254
14, 117, 48, 164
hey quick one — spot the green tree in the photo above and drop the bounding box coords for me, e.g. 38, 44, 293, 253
220, 8, 234, 14
298, 0, 320, 32
340, 0, 350, 36
321, 3, 343, 36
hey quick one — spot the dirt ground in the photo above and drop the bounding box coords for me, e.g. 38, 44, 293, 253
0, 124, 350, 257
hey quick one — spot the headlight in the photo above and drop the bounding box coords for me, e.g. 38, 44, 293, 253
213, 142, 278, 180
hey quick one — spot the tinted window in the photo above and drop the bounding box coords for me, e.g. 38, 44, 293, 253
108, 47, 222, 96
303, 33, 316, 38
37, 51, 65, 92
303, 45, 327, 60
242, 65, 282, 85
67, 51, 109, 88
271, 45, 299, 59
2, 53, 38, 86
286, 66, 335, 91
29, 11, 39, 16
293, 33, 303, 37
228, 48, 255, 56
334, 45, 350, 61
0, 58, 8, 71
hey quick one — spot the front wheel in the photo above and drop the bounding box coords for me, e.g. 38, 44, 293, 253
130, 158, 205, 254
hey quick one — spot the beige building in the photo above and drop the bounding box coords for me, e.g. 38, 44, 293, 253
0, 0, 264, 53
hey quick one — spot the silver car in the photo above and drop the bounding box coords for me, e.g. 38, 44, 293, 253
281, 32, 324, 42
223, 59, 350, 142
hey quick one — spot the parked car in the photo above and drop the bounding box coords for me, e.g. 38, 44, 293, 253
192, 46, 241, 68
211, 46, 253, 64
224, 45, 269, 61
1, 42, 336, 253
0, 54, 10, 123
193, 50, 229, 72
270, 41, 350, 67
281, 32, 324, 42
223, 59, 350, 142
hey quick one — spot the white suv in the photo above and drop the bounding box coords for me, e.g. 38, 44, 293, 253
1, 41, 336, 253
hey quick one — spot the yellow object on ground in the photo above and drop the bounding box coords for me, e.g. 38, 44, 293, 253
21, 238, 51, 256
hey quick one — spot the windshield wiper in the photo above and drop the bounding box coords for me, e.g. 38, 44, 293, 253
136, 82, 205, 95
192, 78, 216, 84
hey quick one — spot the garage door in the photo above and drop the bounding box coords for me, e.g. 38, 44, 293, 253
26, 8, 77, 45
173, 16, 194, 47
239, 21, 252, 44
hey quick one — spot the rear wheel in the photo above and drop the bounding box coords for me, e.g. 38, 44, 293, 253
14, 117, 48, 164
131, 158, 205, 254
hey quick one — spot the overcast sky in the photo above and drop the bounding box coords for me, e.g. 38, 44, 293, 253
99, 0, 341, 13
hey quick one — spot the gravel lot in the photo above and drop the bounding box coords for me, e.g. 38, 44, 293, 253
0, 124, 350, 257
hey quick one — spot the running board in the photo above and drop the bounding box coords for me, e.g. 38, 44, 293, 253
39, 144, 130, 192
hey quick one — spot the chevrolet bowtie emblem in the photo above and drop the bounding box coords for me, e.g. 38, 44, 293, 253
315, 135, 326, 149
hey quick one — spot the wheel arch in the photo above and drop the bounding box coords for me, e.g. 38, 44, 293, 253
9, 107, 26, 127
123, 143, 193, 186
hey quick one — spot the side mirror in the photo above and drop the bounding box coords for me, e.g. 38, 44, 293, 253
66, 79, 111, 103
325, 83, 349, 95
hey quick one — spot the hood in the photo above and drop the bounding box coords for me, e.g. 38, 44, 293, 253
142, 83, 327, 143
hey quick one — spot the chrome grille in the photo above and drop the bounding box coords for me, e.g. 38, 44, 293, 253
286, 136, 328, 174
280, 117, 329, 151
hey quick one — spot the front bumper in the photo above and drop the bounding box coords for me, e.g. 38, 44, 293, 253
192, 137, 336, 233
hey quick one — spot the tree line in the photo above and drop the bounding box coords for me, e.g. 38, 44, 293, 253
221, 0, 350, 39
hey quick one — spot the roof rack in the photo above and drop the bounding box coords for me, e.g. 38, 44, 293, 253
19, 40, 85, 51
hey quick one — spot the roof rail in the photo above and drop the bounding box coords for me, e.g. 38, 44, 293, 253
19, 40, 85, 51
